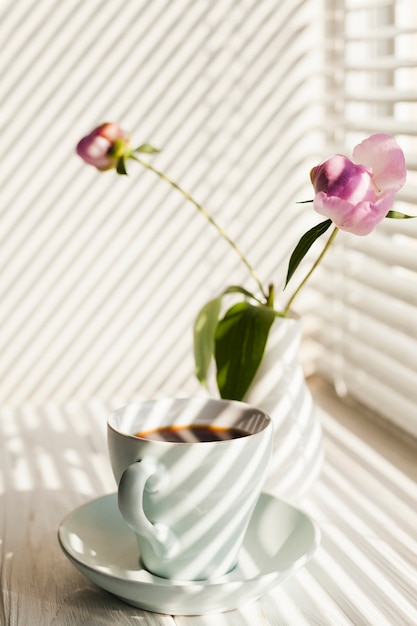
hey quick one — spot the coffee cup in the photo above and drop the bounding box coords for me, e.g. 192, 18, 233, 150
107, 397, 272, 580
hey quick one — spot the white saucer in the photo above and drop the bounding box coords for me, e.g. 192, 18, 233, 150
58, 492, 320, 615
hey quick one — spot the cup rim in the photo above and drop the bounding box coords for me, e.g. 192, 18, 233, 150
107, 397, 272, 445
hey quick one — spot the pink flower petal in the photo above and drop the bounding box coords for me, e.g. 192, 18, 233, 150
352, 133, 406, 193
313, 190, 395, 235
97, 122, 128, 143
311, 156, 373, 205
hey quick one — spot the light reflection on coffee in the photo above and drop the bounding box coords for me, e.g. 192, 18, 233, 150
134, 424, 250, 443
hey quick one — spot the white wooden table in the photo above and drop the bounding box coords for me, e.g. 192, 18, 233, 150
1, 380, 417, 625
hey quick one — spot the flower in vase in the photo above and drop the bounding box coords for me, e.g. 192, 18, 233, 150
311, 134, 407, 235
76, 125, 409, 401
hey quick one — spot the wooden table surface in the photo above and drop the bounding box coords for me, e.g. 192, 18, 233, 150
1, 380, 417, 625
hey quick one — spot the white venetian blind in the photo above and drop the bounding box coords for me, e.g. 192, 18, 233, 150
307, 0, 417, 439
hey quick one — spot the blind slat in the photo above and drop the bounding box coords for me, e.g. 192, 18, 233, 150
344, 58, 417, 71
322, 115, 417, 139
344, 26, 417, 41
343, 89, 417, 103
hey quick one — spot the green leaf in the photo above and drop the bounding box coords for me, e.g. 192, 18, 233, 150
284, 219, 332, 288
214, 302, 276, 401
116, 157, 128, 175
134, 144, 160, 154
222, 285, 263, 304
386, 210, 416, 219
193, 286, 261, 388
193, 296, 222, 387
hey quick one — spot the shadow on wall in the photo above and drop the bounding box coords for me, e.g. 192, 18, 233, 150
1, 0, 324, 404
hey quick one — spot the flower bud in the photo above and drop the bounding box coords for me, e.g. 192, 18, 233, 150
76, 123, 130, 171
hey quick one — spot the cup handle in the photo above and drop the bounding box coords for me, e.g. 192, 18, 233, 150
117, 458, 179, 559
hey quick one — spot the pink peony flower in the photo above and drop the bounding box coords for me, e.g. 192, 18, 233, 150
310, 134, 407, 235
76, 122, 130, 171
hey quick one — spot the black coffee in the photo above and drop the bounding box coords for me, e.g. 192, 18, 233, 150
134, 424, 250, 442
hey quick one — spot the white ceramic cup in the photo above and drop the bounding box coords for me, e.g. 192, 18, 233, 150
107, 397, 272, 581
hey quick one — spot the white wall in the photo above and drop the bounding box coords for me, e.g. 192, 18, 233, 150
1, 0, 324, 404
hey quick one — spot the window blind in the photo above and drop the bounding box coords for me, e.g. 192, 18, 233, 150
306, 0, 417, 439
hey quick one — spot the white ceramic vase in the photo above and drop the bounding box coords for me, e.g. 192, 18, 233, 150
243, 313, 323, 502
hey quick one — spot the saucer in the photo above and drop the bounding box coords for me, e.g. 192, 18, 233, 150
58, 492, 320, 615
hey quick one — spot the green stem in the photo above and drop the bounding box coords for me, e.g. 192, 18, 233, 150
266, 282, 274, 308
133, 155, 268, 301
283, 225, 339, 316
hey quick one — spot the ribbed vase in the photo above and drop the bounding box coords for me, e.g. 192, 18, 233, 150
243, 314, 323, 502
